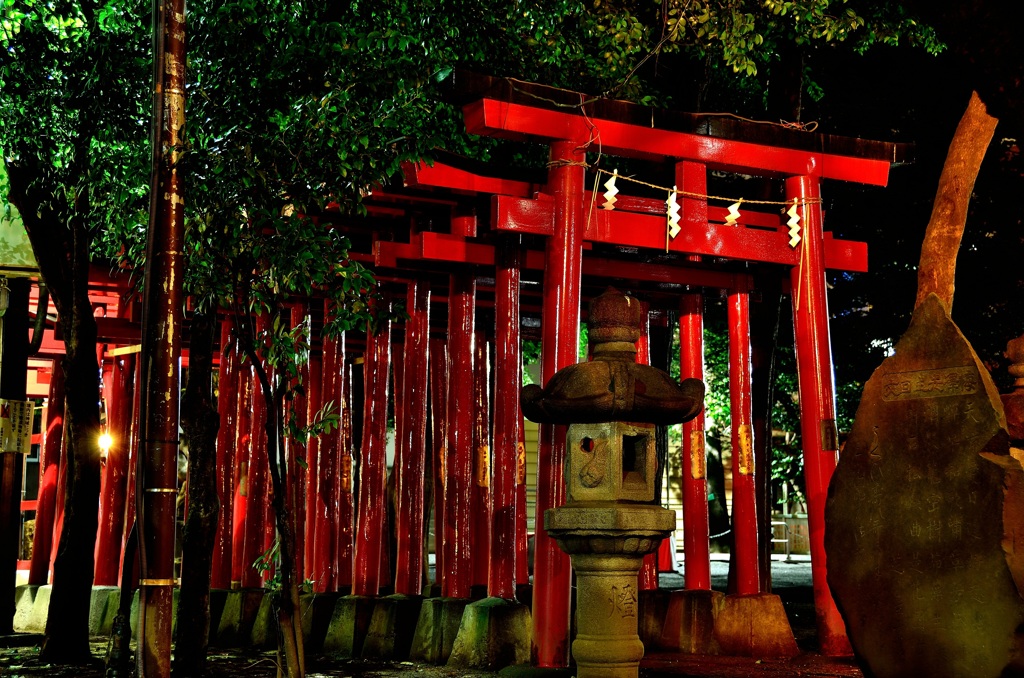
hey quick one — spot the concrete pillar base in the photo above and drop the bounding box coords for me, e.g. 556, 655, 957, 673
638, 590, 671, 648
408, 597, 468, 664
300, 592, 338, 653
214, 589, 264, 647
249, 592, 276, 648
658, 589, 724, 653
322, 594, 376, 657
714, 593, 799, 658
448, 597, 532, 669
361, 594, 424, 659
13, 585, 48, 634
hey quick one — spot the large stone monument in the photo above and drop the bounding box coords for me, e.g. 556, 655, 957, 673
826, 294, 1024, 677
523, 288, 704, 678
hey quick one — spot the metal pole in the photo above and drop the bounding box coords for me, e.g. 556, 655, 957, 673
137, 0, 184, 667
785, 175, 850, 654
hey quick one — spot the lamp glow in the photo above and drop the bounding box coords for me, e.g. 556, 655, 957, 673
99, 432, 113, 458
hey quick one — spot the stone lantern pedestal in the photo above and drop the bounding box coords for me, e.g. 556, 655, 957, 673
546, 504, 674, 678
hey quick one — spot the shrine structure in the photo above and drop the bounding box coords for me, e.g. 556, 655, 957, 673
4, 72, 911, 667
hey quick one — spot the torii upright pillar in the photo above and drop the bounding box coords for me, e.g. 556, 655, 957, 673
533, 139, 585, 668
786, 175, 851, 655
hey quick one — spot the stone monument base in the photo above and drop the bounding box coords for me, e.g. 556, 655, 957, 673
714, 593, 799, 658
447, 597, 531, 669
361, 594, 424, 659
407, 597, 468, 664
657, 588, 724, 653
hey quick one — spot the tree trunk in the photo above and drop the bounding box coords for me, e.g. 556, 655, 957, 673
916, 91, 999, 310
173, 310, 221, 677
6, 159, 102, 663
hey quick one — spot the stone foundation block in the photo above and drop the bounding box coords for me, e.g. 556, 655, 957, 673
361, 594, 424, 660
713, 593, 799, 658
658, 589, 724, 653
299, 592, 338, 653
214, 589, 265, 647
638, 589, 670, 649
250, 592, 277, 648
13, 585, 48, 634
448, 597, 532, 670
322, 594, 376, 657
88, 586, 120, 635
408, 597, 468, 664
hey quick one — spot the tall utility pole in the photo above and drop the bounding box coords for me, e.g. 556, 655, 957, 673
137, 0, 185, 674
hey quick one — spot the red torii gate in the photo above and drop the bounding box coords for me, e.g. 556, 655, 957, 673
399, 72, 906, 662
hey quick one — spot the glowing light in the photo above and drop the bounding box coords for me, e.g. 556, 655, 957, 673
99, 432, 113, 458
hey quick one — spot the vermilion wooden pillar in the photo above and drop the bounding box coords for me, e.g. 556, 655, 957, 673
28, 365, 64, 585
242, 319, 269, 589
212, 320, 237, 589
443, 273, 475, 599
303, 351, 322, 584
728, 290, 760, 595
120, 355, 143, 589
533, 139, 584, 667
679, 293, 711, 591
315, 329, 340, 591
290, 303, 309, 584
490, 239, 522, 599
395, 280, 430, 596
635, 304, 660, 591
231, 362, 252, 587
94, 348, 136, 585
337, 349, 354, 588
429, 339, 449, 592
472, 333, 491, 590
786, 175, 851, 654
353, 310, 391, 596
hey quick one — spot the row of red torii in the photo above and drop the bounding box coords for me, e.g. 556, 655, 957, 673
27, 74, 906, 664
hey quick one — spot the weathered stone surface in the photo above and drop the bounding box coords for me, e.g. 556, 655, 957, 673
713, 593, 798, 659
447, 597, 531, 669
361, 594, 424, 660
827, 294, 1024, 677
408, 597, 468, 664
657, 589, 724, 653
322, 594, 376, 657
521, 288, 704, 426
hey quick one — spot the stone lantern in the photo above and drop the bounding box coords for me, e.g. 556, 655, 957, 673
523, 288, 704, 678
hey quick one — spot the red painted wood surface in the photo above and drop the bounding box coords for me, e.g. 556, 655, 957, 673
532, 140, 585, 668
303, 351, 322, 585
95, 348, 136, 585
242, 320, 270, 589
636, 304, 660, 591
465, 97, 893, 185
353, 311, 391, 597
494, 195, 867, 273
429, 339, 449, 592
490, 239, 522, 599
28, 366, 64, 585
120, 356, 143, 588
395, 280, 430, 596
289, 302, 309, 585
679, 293, 711, 591
315, 330, 341, 591
728, 291, 760, 596
786, 175, 851, 655
472, 333, 492, 589
230, 363, 252, 586
442, 273, 476, 599
337, 342, 354, 588
212, 320, 237, 589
